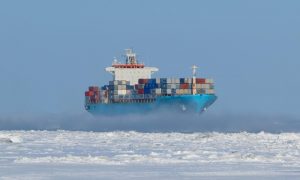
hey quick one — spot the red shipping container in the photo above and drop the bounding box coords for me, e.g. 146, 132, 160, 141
138, 79, 148, 84
138, 89, 144, 94
135, 84, 139, 90
85, 91, 91, 96
85, 91, 94, 96
196, 78, 206, 84
180, 83, 189, 89
88, 86, 100, 91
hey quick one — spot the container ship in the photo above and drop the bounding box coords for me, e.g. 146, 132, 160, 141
84, 49, 217, 115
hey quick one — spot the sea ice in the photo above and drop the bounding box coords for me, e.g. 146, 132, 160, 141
0, 131, 300, 179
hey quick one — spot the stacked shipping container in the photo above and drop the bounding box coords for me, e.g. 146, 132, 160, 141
85, 77, 215, 104
85, 86, 100, 104
106, 80, 134, 101
137, 78, 214, 96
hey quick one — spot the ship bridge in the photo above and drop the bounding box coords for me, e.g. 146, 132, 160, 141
105, 49, 158, 85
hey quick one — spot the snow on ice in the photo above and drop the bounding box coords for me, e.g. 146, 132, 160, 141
0, 131, 300, 179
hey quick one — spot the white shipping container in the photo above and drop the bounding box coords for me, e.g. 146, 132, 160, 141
179, 89, 184, 94
205, 79, 214, 84
183, 89, 191, 94
117, 90, 127, 95
196, 84, 210, 89
184, 78, 188, 84
156, 78, 160, 84
204, 84, 210, 89
171, 84, 176, 89
171, 78, 175, 84
167, 78, 172, 84
155, 88, 162, 94
167, 89, 172, 94
126, 90, 132, 95
171, 78, 179, 84
184, 78, 192, 84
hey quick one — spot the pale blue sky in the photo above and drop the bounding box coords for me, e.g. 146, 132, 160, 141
0, 0, 299, 116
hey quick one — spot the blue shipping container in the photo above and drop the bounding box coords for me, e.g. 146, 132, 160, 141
144, 88, 151, 94
160, 78, 167, 84
180, 78, 185, 84
148, 79, 156, 84
161, 83, 168, 89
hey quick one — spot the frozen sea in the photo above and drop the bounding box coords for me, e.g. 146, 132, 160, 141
1, 131, 300, 179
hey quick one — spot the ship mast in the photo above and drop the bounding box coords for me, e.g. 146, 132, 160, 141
125, 49, 138, 64
191, 65, 198, 95
192, 65, 198, 78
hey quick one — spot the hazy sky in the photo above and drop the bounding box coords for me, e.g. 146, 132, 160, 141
0, 0, 299, 117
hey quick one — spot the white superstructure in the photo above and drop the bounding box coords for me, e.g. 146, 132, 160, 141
105, 49, 158, 85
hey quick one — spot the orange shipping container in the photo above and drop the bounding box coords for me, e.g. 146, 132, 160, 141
85, 91, 94, 96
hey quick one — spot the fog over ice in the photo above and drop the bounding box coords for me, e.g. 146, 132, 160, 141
0, 111, 299, 133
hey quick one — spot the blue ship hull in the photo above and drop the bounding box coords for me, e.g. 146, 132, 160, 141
86, 94, 217, 116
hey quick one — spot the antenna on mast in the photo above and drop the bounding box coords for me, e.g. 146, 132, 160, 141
125, 49, 137, 64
